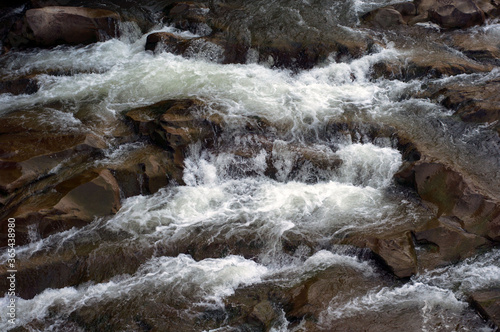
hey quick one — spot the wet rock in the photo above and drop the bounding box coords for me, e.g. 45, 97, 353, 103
345, 232, 418, 278
470, 289, 500, 329
432, 79, 500, 127
226, 264, 385, 330
145, 31, 190, 53
0, 237, 153, 299
427, 0, 486, 29
414, 217, 490, 269
24, 6, 120, 46
473, 0, 500, 17
4, 168, 122, 245
372, 50, 492, 81
0, 75, 38, 95
362, 7, 406, 28
163, 1, 212, 36
395, 161, 500, 242
0, 132, 105, 195
108, 144, 177, 197
126, 98, 222, 170
447, 33, 500, 65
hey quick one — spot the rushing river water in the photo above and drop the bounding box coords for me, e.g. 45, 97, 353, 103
1, 1, 500, 331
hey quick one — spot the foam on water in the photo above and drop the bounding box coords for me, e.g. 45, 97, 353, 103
0, 255, 267, 329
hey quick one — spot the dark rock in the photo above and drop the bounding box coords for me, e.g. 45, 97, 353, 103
145, 31, 190, 53
362, 7, 406, 28
109, 145, 178, 197
345, 232, 418, 278
470, 289, 500, 329
393, 2, 418, 16
433, 79, 500, 125
428, 0, 485, 28
3, 168, 122, 246
0, 75, 38, 95
414, 217, 490, 269
395, 161, 500, 242
163, 1, 212, 35
25, 6, 120, 46
126, 98, 222, 170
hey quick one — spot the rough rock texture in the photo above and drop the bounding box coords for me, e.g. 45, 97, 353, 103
0, 75, 38, 95
427, 0, 485, 28
363, 0, 498, 29
25, 6, 120, 46
396, 161, 500, 241
470, 289, 500, 329
430, 79, 500, 132
2, 168, 122, 246
345, 232, 418, 278
414, 217, 490, 268
126, 98, 222, 171
362, 7, 406, 28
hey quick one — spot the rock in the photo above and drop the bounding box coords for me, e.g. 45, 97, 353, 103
126, 99, 222, 169
447, 33, 500, 64
226, 264, 386, 330
163, 1, 212, 36
0, 75, 38, 95
3, 168, 122, 245
433, 79, 500, 125
372, 50, 492, 81
345, 232, 418, 278
393, 2, 418, 16
0, 131, 106, 195
428, 0, 485, 28
25, 6, 120, 46
51, 168, 121, 222
473, 0, 500, 17
414, 217, 490, 269
0, 238, 154, 299
470, 289, 500, 329
362, 7, 406, 28
145, 31, 190, 53
395, 161, 500, 242
108, 144, 178, 197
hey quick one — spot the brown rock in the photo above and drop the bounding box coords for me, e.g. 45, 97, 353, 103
346, 232, 418, 278
428, 0, 485, 28
434, 79, 500, 125
414, 217, 490, 268
163, 1, 211, 35
362, 7, 406, 28
470, 289, 500, 329
25, 6, 120, 46
0, 75, 38, 95
126, 99, 222, 169
145, 31, 190, 53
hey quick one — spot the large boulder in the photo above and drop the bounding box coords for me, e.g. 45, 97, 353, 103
24, 6, 120, 46
427, 0, 485, 28
2, 168, 122, 246
345, 232, 418, 278
395, 161, 500, 242
432, 79, 500, 129
414, 217, 490, 269
471, 289, 500, 329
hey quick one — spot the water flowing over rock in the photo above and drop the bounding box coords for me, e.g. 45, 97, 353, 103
1, 0, 500, 331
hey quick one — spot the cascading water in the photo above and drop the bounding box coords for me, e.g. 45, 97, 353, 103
1, 0, 500, 331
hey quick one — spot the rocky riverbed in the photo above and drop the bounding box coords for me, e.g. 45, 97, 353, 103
0, 0, 499, 331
